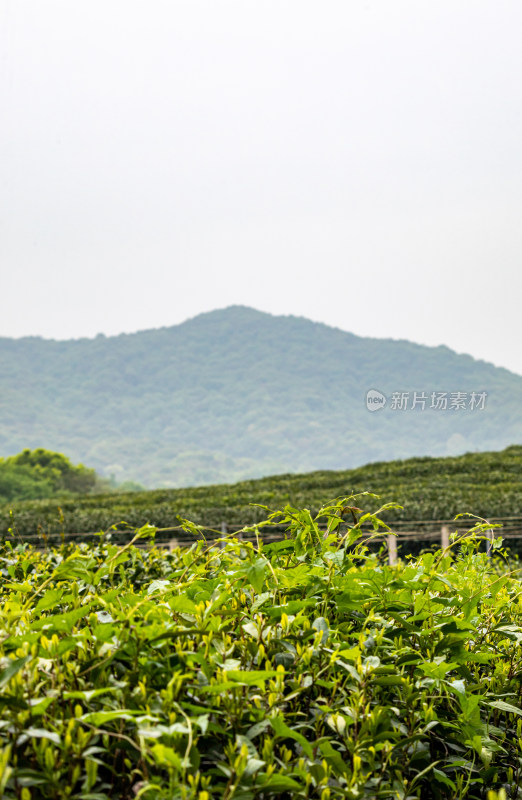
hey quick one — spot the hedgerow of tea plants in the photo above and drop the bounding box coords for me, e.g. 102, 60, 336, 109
3, 445, 522, 541
1, 494, 522, 799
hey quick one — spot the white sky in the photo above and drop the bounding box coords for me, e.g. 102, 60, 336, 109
2, 1, 522, 374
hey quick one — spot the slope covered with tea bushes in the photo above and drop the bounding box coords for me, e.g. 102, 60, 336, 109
0, 498, 521, 799
2, 445, 522, 542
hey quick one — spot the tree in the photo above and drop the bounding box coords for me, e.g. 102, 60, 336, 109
0, 449, 101, 502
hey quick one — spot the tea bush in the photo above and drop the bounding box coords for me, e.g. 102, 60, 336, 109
1, 495, 522, 799
2, 446, 522, 541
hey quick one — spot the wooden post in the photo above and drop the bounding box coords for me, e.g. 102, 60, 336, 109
387, 533, 397, 566
441, 525, 450, 550
486, 523, 494, 557
220, 521, 227, 549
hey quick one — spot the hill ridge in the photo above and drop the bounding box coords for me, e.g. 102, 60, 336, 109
2, 304, 517, 380
0, 306, 520, 486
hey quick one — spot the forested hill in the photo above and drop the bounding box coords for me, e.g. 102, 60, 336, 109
1, 305, 521, 487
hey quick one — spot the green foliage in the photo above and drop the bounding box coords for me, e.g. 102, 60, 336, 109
1, 306, 522, 487
0, 449, 103, 503
2, 445, 522, 544
0, 449, 145, 504
1, 497, 522, 798
0, 461, 55, 504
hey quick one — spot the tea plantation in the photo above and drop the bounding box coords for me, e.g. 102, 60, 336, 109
0, 496, 521, 799
2, 446, 522, 543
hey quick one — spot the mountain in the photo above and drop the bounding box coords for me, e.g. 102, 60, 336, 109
1, 306, 521, 487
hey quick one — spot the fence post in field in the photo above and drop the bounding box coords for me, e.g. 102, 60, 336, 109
387, 533, 397, 566
441, 525, 450, 550
220, 521, 227, 549
486, 522, 494, 557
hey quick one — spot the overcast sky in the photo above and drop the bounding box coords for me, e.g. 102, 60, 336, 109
2, 1, 522, 375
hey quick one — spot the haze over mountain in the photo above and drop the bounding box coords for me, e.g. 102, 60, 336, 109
1, 306, 520, 487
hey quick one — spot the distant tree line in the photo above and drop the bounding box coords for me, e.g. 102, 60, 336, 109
0, 448, 143, 503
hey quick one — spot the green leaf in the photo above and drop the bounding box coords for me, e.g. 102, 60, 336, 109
226, 670, 278, 687
263, 540, 294, 555
246, 719, 271, 739
247, 558, 268, 594
17, 728, 61, 745
270, 713, 313, 758
243, 757, 266, 777
150, 743, 182, 769
80, 710, 139, 725
14, 769, 49, 787
242, 622, 259, 638
198, 682, 241, 694
374, 675, 404, 686
92, 624, 116, 642
169, 595, 198, 614
312, 617, 329, 643
337, 646, 361, 660
487, 699, 522, 716
0, 655, 31, 689
449, 679, 466, 695
266, 599, 316, 618
77, 794, 111, 800
2, 582, 32, 592
27, 696, 55, 715
29, 602, 94, 633
34, 588, 63, 613
258, 774, 302, 793
63, 688, 117, 701
317, 739, 350, 776
147, 580, 171, 595
54, 558, 94, 581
